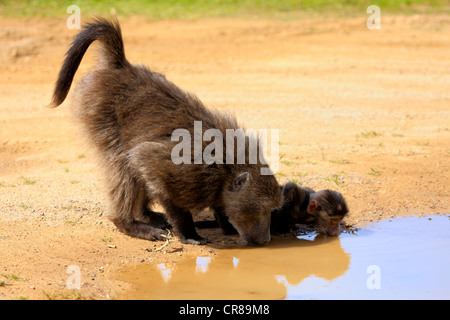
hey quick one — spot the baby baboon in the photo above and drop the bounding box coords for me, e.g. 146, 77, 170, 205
49, 18, 282, 245
199, 182, 348, 236
271, 182, 349, 236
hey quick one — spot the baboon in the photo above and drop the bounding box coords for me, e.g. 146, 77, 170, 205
271, 182, 349, 236
49, 18, 282, 245
198, 182, 348, 236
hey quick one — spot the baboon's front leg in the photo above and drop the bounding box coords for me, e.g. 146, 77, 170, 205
213, 206, 238, 235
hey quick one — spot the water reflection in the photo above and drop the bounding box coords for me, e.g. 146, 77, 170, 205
195, 257, 213, 274
117, 234, 350, 299
156, 263, 174, 283
115, 216, 450, 300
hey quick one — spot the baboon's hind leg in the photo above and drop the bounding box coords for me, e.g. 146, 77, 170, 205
107, 168, 168, 241
137, 206, 172, 230
111, 218, 168, 241
130, 188, 172, 229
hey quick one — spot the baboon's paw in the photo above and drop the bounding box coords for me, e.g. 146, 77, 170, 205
179, 236, 209, 245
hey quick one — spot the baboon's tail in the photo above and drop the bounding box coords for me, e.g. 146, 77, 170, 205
49, 17, 129, 107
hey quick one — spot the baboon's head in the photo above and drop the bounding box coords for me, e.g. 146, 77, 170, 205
307, 190, 349, 236
223, 169, 282, 245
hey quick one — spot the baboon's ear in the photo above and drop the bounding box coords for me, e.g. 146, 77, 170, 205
232, 172, 249, 192
307, 199, 320, 215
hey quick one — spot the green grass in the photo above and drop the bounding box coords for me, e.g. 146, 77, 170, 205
0, 0, 449, 19
329, 158, 350, 164
288, 177, 302, 185
99, 236, 113, 242
19, 176, 37, 185
42, 290, 87, 300
2, 274, 21, 281
281, 160, 297, 167
324, 173, 345, 187
19, 203, 32, 209
0, 177, 37, 187
368, 167, 382, 176
360, 130, 382, 138
1, 274, 21, 287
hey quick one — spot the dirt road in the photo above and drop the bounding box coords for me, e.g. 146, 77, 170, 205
0, 15, 449, 299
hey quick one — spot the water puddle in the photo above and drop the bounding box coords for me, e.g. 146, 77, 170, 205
114, 215, 450, 299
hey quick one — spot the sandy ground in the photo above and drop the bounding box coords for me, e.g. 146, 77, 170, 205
0, 15, 449, 300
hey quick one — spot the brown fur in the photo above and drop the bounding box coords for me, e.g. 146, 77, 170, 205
49, 18, 282, 245
197, 183, 349, 236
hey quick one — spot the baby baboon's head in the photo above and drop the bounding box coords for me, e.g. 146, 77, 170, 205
308, 190, 349, 236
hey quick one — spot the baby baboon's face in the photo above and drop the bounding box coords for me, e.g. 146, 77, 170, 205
308, 190, 349, 236
314, 211, 345, 236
